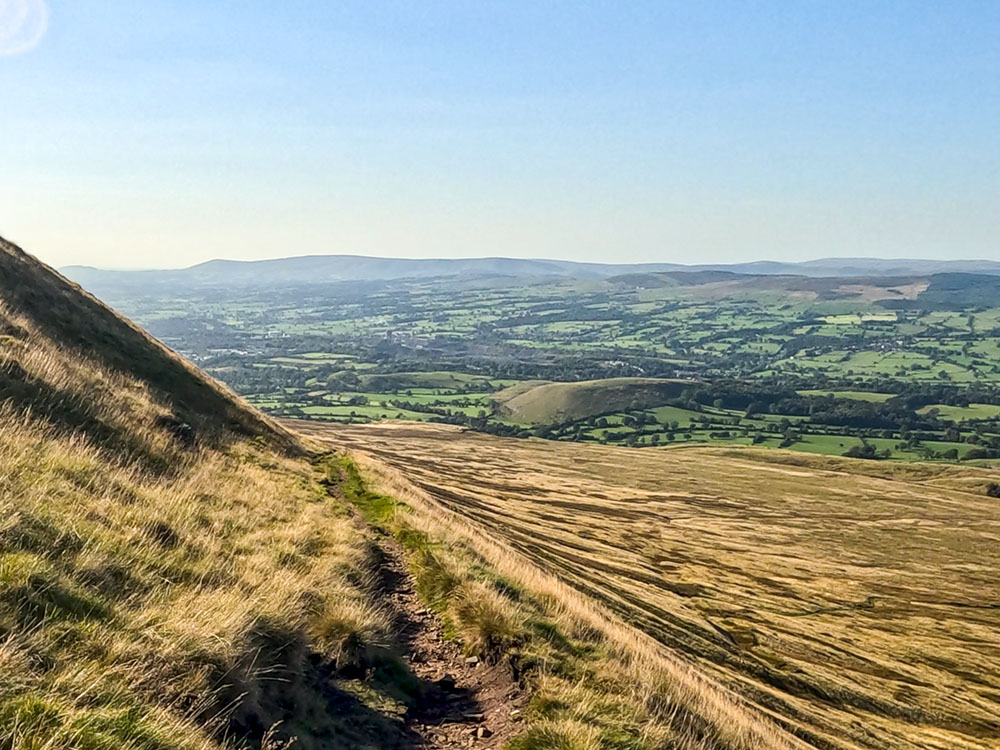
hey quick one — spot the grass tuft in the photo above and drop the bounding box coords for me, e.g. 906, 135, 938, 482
450, 580, 525, 659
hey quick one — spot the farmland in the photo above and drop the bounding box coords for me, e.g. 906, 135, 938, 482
295, 420, 1000, 750
79, 269, 1000, 461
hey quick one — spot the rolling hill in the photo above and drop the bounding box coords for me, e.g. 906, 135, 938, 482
0, 237, 422, 748
15, 228, 999, 749
493, 377, 692, 424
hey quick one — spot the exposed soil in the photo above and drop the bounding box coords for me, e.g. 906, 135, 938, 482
372, 534, 528, 749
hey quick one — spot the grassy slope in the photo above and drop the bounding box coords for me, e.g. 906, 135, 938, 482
0, 240, 408, 749
0, 237, 298, 451
323, 421, 1000, 750
494, 377, 691, 424
294, 421, 805, 750
917, 403, 1000, 421
329, 454, 800, 750
795, 390, 895, 403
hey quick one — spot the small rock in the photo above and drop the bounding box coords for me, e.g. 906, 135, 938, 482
510, 709, 521, 718
465, 656, 480, 666
476, 726, 494, 740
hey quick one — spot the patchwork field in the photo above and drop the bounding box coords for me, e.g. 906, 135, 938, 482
291, 420, 1000, 750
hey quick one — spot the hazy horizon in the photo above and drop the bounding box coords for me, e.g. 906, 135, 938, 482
2, 1, 998, 269
54, 251, 1000, 274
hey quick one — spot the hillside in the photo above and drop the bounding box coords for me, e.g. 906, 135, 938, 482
312, 421, 1000, 750
604, 271, 930, 302
2, 239, 552, 749
0, 238, 296, 450
494, 377, 691, 424
0, 238, 437, 748
61, 256, 680, 289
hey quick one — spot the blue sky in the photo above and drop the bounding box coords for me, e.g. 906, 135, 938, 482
1, 0, 997, 268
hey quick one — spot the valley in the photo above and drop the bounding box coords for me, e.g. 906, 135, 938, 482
7, 3, 996, 748
5, 239, 1000, 749
75, 267, 1000, 462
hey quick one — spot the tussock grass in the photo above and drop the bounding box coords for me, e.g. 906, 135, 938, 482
0, 412, 392, 749
333, 453, 801, 750
450, 580, 525, 657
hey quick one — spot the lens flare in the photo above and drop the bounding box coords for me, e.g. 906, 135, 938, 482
0, 0, 48, 56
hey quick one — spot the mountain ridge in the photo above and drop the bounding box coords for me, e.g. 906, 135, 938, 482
61, 254, 1000, 288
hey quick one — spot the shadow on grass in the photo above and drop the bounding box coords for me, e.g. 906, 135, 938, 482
0, 359, 173, 471
228, 650, 485, 750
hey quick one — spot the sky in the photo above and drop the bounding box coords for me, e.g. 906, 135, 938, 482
0, 1, 998, 269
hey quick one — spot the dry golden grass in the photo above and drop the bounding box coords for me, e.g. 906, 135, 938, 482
0, 236, 298, 452
1, 427, 381, 747
317, 430, 809, 750
0, 267, 399, 748
492, 377, 688, 424
301, 420, 1000, 750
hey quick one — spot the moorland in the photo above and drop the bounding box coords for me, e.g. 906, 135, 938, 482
7, 237, 1000, 749
300, 419, 1000, 750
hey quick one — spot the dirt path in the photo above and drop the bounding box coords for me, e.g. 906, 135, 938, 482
372, 534, 528, 749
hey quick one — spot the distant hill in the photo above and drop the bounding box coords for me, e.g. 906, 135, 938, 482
61, 255, 682, 288
61, 254, 1000, 291
879, 272, 1000, 310
607, 270, 933, 303
494, 377, 691, 424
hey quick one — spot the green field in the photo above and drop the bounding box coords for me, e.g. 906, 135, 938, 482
918, 403, 1000, 421
797, 390, 895, 402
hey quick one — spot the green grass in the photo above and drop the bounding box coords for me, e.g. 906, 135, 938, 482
649, 405, 702, 425
917, 403, 1000, 421
797, 390, 895, 403
299, 405, 435, 421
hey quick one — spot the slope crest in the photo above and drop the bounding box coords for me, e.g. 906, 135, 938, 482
0, 236, 297, 452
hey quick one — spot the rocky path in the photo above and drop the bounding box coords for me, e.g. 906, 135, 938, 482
372, 535, 527, 749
